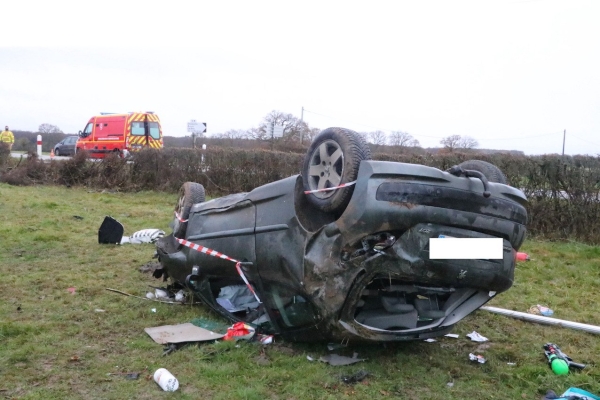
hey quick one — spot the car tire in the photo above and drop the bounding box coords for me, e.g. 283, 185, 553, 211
302, 127, 371, 213
457, 160, 507, 184
55, 148, 60, 156
173, 182, 206, 238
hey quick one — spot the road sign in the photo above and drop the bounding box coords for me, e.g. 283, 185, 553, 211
273, 125, 284, 138
187, 120, 206, 134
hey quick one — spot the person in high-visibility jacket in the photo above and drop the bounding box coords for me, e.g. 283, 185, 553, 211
0, 126, 14, 150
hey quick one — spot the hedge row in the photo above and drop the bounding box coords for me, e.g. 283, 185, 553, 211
1, 146, 599, 244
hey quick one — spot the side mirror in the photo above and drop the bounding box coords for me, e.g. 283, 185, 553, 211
78, 130, 84, 138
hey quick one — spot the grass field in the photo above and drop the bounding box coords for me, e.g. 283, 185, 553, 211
1, 184, 600, 400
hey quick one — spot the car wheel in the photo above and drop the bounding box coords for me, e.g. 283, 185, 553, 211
302, 127, 371, 213
456, 160, 507, 184
55, 148, 60, 156
173, 182, 206, 238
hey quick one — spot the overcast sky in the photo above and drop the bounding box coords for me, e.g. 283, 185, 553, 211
2, 0, 599, 155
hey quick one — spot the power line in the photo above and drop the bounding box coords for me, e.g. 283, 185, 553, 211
568, 134, 600, 148
483, 131, 563, 141
302, 109, 444, 139
303, 109, 568, 143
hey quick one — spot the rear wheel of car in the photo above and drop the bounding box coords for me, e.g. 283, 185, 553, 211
173, 182, 206, 238
457, 160, 507, 184
302, 127, 371, 213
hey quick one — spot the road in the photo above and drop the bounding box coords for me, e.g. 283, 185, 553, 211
11, 152, 71, 161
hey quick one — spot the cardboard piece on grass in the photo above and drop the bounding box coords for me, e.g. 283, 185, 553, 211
144, 323, 225, 344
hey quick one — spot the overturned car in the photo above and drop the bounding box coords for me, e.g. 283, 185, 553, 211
155, 127, 527, 343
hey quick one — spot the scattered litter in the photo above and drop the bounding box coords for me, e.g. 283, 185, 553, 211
445, 334, 460, 339
98, 216, 125, 244
73, 215, 83, 220
145, 323, 224, 344
257, 334, 274, 345
469, 353, 486, 364
341, 370, 370, 384
466, 331, 489, 342
516, 252, 530, 261
507, 362, 516, 366
174, 290, 185, 302
154, 368, 179, 392
529, 304, 554, 317
424, 338, 437, 343
67, 287, 76, 294
105, 288, 180, 304
544, 343, 585, 374
307, 355, 315, 361
223, 322, 256, 341
154, 289, 169, 299
447, 382, 454, 388
94, 309, 105, 313
216, 285, 260, 312
544, 387, 600, 400
121, 229, 165, 244
151, 308, 157, 313
146, 292, 155, 299
560, 387, 600, 399
319, 354, 365, 366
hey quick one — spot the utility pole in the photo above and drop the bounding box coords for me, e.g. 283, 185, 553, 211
301, 106, 304, 122
562, 129, 566, 157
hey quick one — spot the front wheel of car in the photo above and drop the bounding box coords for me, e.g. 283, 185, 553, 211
457, 160, 507, 184
55, 148, 60, 157
173, 182, 206, 238
302, 127, 371, 214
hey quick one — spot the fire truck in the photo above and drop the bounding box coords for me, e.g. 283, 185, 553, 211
76, 112, 163, 158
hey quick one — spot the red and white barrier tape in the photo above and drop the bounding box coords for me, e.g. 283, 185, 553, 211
304, 180, 356, 194
174, 211, 188, 223
176, 238, 261, 303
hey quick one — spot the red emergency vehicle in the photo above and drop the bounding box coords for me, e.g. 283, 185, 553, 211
76, 112, 163, 158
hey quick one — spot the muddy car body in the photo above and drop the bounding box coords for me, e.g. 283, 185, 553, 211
156, 128, 527, 343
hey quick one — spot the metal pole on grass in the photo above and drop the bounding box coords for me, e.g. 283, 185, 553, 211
481, 306, 600, 335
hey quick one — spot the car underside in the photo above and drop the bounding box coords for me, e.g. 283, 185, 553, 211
155, 127, 527, 343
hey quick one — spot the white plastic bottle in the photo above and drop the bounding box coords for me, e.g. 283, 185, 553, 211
153, 368, 179, 392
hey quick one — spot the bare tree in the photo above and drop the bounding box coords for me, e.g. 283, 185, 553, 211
245, 126, 267, 141
457, 136, 479, 149
408, 138, 421, 147
370, 130, 387, 146
440, 135, 462, 152
38, 123, 63, 134
357, 132, 369, 143
389, 131, 418, 147
259, 110, 308, 142
305, 128, 321, 143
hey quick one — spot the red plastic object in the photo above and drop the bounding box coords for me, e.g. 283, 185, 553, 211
516, 252, 530, 262
223, 322, 255, 341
